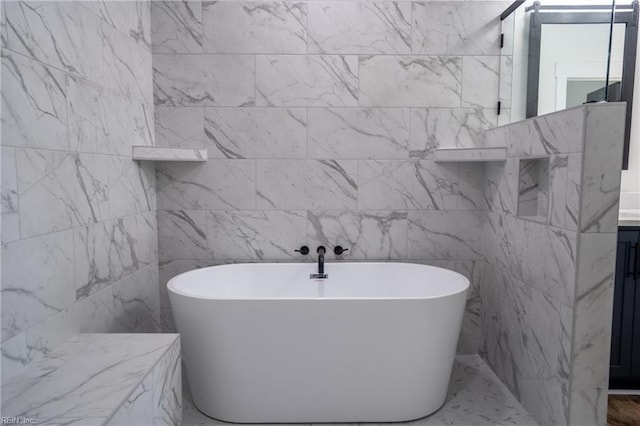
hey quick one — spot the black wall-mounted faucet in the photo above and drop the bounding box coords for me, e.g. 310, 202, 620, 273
334, 246, 349, 255
317, 246, 326, 274
294, 245, 309, 255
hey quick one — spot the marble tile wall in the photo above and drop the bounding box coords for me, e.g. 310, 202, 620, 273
151, 0, 510, 354
480, 104, 625, 426
1, 1, 159, 382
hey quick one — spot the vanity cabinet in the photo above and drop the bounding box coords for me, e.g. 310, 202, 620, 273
610, 226, 640, 388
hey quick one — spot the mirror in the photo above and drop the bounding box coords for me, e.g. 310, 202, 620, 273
499, 0, 638, 169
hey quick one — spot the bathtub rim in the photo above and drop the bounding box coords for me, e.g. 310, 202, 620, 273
167, 261, 470, 302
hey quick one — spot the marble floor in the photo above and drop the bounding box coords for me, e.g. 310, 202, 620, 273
182, 354, 538, 426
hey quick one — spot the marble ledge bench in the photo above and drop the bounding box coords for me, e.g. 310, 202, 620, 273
1, 333, 181, 425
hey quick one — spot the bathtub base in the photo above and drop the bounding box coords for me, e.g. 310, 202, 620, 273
177, 299, 464, 423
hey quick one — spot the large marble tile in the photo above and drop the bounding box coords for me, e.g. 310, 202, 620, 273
1, 1, 7, 49
2, 147, 20, 243
571, 232, 617, 389
580, 104, 625, 233
409, 108, 495, 158
484, 159, 519, 216
1, 331, 29, 383
1, 51, 68, 151
359, 56, 461, 107
480, 266, 568, 426
205, 108, 307, 159
308, 1, 410, 54
1, 231, 75, 340
548, 155, 569, 229
108, 374, 154, 425
67, 76, 115, 154
457, 163, 485, 211
68, 76, 151, 155
308, 108, 410, 159
113, 265, 160, 333
109, 156, 156, 218
501, 274, 571, 381
157, 160, 256, 210
411, 2, 506, 55
515, 347, 569, 426
566, 153, 582, 231
68, 285, 115, 335
358, 160, 458, 210
484, 213, 576, 305
568, 387, 607, 426
154, 54, 255, 107
74, 214, 157, 301
74, 221, 115, 300
257, 160, 357, 209
155, 107, 205, 149
151, 0, 203, 53
307, 210, 408, 260
203, 1, 306, 54
256, 55, 358, 107
5, 1, 104, 84
461, 56, 500, 109
157, 210, 210, 261
17, 150, 109, 238
86, 0, 151, 50
206, 210, 307, 260
489, 106, 585, 158
152, 338, 182, 424
2, 334, 179, 420
407, 210, 483, 260
102, 21, 153, 104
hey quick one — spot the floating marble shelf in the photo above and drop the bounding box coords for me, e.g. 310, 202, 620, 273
434, 147, 507, 162
132, 146, 207, 162
2, 333, 181, 425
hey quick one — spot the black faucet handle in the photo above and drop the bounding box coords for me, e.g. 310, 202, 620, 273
334, 246, 349, 255
295, 246, 310, 255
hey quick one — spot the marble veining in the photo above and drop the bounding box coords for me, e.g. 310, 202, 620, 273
2, 231, 75, 340
154, 54, 255, 107
205, 108, 307, 159
359, 56, 461, 107
155, 107, 205, 149
157, 160, 256, 210
256, 55, 358, 107
307, 210, 408, 260
256, 159, 358, 209
411, 2, 506, 55
5, 1, 105, 83
1, 147, 20, 243
2, 334, 179, 424
151, 0, 203, 54
1, 50, 68, 152
358, 160, 458, 210
207, 210, 307, 260
203, 1, 307, 54
308, 108, 410, 159
308, 1, 411, 54
409, 108, 495, 158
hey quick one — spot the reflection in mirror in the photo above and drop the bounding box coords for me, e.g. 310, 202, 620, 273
499, 0, 638, 169
538, 23, 625, 114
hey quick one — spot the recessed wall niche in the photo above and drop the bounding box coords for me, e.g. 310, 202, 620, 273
517, 157, 550, 223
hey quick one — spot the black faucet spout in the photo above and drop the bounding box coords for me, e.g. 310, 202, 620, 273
317, 246, 326, 275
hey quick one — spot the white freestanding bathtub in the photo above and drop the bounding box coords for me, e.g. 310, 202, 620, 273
168, 262, 469, 423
